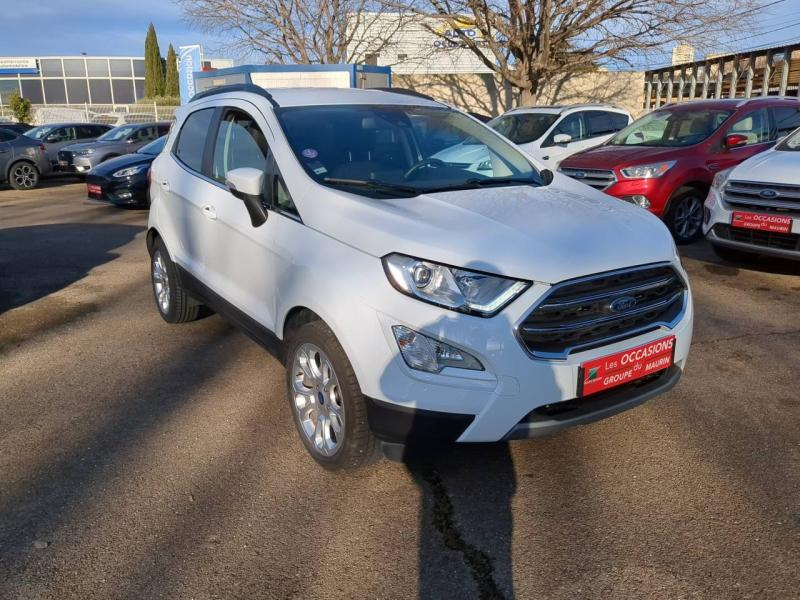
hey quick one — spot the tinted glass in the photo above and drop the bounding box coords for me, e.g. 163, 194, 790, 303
610, 109, 732, 147
138, 136, 166, 155
211, 109, 268, 182
78, 125, 100, 138
66, 79, 90, 104
0, 130, 16, 142
63, 58, 87, 77
276, 105, 541, 198
46, 127, 76, 142
548, 113, 585, 143
129, 125, 158, 143
134, 79, 145, 101
20, 79, 44, 104
109, 59, 132, 77
777, 126, 800, 151
39, 58, 63, 77
43, 79, 67, 104
489, 112, 558, 144
771, 107, 800, 138
728, 109, 769, 146
586, 111, 626, 137
111, 79, 135, 104
86, 59, 109, 77
174, 108, 214, 173
0, 79, 20, 104
89, 79, 112, 103
132, 59, 145, 77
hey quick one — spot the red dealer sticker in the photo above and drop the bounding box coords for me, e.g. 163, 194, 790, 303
579, 336, 675, 397
87, 184, 102, 196
731, 211, 792, 234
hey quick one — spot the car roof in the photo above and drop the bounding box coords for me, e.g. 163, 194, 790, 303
29, 122, 110, 128
197, 86, 444, 109
504, 104, 629, 116
657, 97, 800, 112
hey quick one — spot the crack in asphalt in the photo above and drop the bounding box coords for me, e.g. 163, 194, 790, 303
421, 465, 507, 600
691, 328, 800, 347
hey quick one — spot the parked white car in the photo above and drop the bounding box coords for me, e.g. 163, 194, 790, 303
434, 104, 631, 171
704, 125, 800, 262
147, 85, 692, 469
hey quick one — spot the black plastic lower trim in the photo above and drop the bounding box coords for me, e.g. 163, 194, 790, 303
364, 397, 475, 444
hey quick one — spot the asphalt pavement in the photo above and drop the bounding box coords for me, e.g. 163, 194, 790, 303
1, 180, 798, 599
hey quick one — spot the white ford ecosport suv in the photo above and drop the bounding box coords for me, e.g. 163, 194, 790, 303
147, 85, 693, 469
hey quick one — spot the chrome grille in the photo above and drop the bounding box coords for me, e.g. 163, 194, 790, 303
518, 264, 686, 359
559, 167, 617, 191
724, 180, 800, 213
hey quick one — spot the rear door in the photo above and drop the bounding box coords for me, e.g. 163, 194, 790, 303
710, 108, 772, 172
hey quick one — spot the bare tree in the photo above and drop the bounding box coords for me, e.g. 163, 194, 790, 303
178, 0, 410, 64
402, 0, 765, 104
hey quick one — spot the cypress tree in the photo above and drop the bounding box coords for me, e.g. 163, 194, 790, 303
144, 23, 165, 98
164, 44, 179, 98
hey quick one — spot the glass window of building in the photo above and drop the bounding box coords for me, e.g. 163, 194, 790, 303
132, 59, 145, 77
111, 79, 135, 103
89, 79, 112, 104
66, 79, 90, 104
134, 79, 145, 101
109, 59, 132, 77
39, 58, 64, 77
0, 80, 21, 104
43, 79, 67, 104
86, 59, 109, 77
63, 58, 87, 77
20, 80, 44, 103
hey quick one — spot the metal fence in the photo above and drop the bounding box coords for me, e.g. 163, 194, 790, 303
0, 103, 179, 126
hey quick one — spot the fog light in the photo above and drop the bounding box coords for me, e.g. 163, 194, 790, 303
392, 325, 483, 373
117, 191, 132, 199
623, 195, 651, 209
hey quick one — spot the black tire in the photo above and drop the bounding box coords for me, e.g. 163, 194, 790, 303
8, 161, 40, 190
148, 237, 201, 323
285, 320, 381, 470
665, 189, 705, 245
711, 243, 756, 263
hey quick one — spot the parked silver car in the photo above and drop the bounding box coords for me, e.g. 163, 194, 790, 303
25, 123, 112, 171
58, 122, 170, 174
0, 128, 52, 190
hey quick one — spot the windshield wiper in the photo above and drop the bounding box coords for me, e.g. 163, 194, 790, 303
323, 177, 420, 197
423, 176, 539, 193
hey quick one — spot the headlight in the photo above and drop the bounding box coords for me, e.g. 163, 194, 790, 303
711, 167, 733, 191
620, 161, 676, 179
112, 164, 147, 178
77, 148, 95, 156
383, 253, 529, 317
392, 326, 483, 373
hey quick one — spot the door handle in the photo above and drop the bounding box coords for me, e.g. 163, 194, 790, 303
202, 204, 217, 220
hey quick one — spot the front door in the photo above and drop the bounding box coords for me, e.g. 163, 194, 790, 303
709, 108, 773, 173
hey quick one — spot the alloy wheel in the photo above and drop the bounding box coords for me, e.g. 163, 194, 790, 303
673, 195, 703, 240
151, 250, 171, 314
291, 343, 345, 457
12, 164, 37, 189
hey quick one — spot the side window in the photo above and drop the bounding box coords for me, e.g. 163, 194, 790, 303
771, 107, 800, 139
135, 126, 158, 142
47, 127, 76, 142
78, 125, 97, 138
728, 109, 770, 146
545, 113, 585, 145
174, 108, 215, 173
274, 175, 298, 216
210, 108, 268, 183
586, 111, 618, 138
157, 124, 170, 136
0, 130, 15, 142
610, 113, 629, 131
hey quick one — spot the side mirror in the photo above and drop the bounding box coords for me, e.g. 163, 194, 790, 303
540, 169, 554, 185
725, 133, 748, 149
126, 138, 136, 144
226, 167, 267, 227
553, 133, 572, 145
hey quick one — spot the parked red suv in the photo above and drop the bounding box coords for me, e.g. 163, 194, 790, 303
559, 98, 800, 243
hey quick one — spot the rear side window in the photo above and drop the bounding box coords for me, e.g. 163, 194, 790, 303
586, 111, 629, 137
771, 107, 800, 139
0, 129, 15, 142
728, 109, 770, 146
78, 125, 98, 138
174, 108, 215, 173
210, 108, 268, 183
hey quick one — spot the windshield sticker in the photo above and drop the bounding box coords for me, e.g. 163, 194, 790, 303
302, 148, 319, 159
313, 166, 327, 175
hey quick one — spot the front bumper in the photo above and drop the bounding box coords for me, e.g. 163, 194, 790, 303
86, 174, 148, 206
350, 263, 693, 444
72, 156, 96, 174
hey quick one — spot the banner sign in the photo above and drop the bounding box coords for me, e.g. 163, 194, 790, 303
0, 57, 38, 74
178, 45, 203, 104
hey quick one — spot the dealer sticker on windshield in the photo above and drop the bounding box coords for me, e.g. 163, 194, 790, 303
579, 336, 675, 397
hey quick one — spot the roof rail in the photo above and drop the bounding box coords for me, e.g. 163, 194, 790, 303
372, 87, 438, 102
190, 83, 279, 108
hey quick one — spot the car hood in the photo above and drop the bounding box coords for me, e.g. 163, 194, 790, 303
91, 153, 153, 176
307, 175, 676, 284
729, 148, 799, 183
562, 144, 690, 169
63, 140, 124, 152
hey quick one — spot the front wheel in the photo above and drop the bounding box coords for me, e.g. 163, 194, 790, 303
285, 320, 380, 470
8, 161, 40, 190
149, 238, 201, 323
666, 190, 705, 244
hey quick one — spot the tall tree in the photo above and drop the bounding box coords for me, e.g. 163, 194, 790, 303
144, 23, 165, 98
164, 44, 180, 98
178, 0, 409, 64
405, 0, 764, 105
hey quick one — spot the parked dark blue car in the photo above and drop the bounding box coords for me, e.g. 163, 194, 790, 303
85, 136, 165, 207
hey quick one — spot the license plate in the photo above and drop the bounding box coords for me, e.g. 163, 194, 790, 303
87, 184, 102, 196
731, 211, 792, 234
579, 336, 675, 397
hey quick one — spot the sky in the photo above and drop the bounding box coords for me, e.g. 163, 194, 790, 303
0, 0, 799, 66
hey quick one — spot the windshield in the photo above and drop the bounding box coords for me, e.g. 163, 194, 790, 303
489, 112, 559, 144
776, 126, 800, 151
138, 136, 166, 155
275, 105, 542, 197
24, 125, 56, 140
98, 125, 137, 141
610, 109, 733, 147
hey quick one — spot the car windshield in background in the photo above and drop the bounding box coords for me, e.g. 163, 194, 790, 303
98, 125, 137, 141
24, 125, 56, 140
275, 104, 542, 198
776, 127, 800, 151
138, 136, 166, 155
489, 113, 559, 144
610, 109, 733, 147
